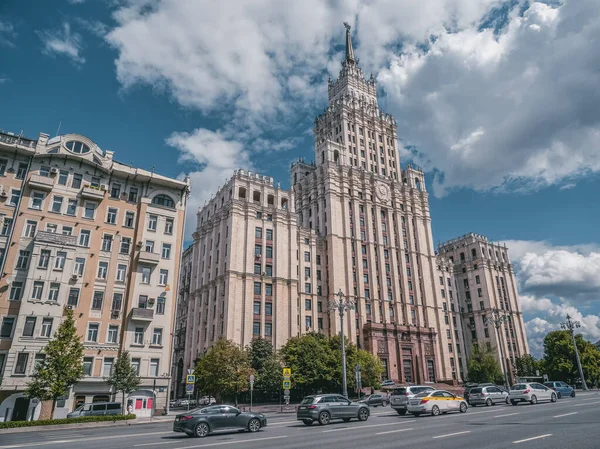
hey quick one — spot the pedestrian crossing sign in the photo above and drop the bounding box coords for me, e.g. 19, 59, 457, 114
186, 374, 195, 384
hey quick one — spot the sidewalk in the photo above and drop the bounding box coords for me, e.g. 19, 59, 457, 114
0, 415, 173, 434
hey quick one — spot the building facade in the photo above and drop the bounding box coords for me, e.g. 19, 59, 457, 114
0, 130, 188, 421
177, 24, 528, 389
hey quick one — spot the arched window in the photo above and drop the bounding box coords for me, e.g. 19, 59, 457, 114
415, 178, 422, 191
152, 194, 175, 208
65, 140, 90, 154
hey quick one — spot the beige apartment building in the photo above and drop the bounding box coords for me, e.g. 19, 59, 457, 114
0, 130, 188, 421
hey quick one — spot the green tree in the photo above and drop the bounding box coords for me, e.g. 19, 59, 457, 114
543, 330, 600, 384
466, 344, 504, 385
195, 339, 252, 405
25, 309, 84, 419
247, 339, 282, 401
513, 354, 542, 378
106, 351, 141, 414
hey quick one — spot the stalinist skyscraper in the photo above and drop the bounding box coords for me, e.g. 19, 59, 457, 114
180, 24, 528, 387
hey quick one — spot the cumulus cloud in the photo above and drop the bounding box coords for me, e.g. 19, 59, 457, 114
37, 22, 85, 64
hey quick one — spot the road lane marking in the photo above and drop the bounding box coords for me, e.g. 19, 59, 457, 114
493, 413, 520, 418
267, 420, 298, 426
513, 434, 552, 444
553, 412, 578, 418
0, 431, 172, 448
573, 401, 600, 407
135, 442, 180, 447
432, 431, 471, 439
376, 428, 413, 435
322, 421, 414, 433
171, 435, 288, 449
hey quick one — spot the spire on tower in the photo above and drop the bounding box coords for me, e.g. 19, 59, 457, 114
343, 22, 355, 64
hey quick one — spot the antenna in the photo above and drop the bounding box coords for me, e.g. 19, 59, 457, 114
55, 121, 62, 136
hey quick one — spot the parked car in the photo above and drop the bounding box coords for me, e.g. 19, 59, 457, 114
173, 405, 266, 437
407, 390, 468, 417
544, 381, 576, 399
390, 385, 435, 415
358, 394, 388, 407
463, 382, 495, 404
381, 380, 396, 388
296, 394, 370, 426
509, 382, 557, 405
199, 396, 217, 405
67, 402, 122, 418
468, 385, 509, 406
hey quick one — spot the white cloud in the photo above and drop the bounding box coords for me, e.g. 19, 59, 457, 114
0, 20, 16, 47
559, 183, 576, 190
37, 22, 85, 64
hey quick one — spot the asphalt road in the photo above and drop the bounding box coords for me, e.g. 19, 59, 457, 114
1, 392, 600, 449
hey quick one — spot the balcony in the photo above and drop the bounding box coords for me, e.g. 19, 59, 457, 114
28, 174, 54, 190
81, 185, 105, 200
138, 251, 160, 265
131, 308, 154, 321
36, 230, 77, 246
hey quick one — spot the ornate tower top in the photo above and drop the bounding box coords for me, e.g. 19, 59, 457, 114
343, 22, 355, 65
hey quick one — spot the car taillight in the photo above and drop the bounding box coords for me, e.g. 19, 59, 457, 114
523, 389, 530, 394
551, 387, 557, 391
481, 392, 487, 396
180, 415, 193, 421
307, 405, 317, 409
420, 399, 429, 404
405, 392, 410, 396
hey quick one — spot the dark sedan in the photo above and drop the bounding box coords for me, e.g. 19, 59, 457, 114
173, 405, 267, 437
358, 394, 389, 407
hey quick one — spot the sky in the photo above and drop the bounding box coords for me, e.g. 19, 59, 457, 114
1, 0, 599, 357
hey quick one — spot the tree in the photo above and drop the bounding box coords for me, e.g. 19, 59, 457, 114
543, 330, 600, 384
466, 344, 504, 385
248, 339, 282, 402
25, 309, 84, 419
106, 351, 141, 414
514, 354, 542, 378
195, 339, 252, 405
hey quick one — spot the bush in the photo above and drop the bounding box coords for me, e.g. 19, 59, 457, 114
0, 414, 136, 429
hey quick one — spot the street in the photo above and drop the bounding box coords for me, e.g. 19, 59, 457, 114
1, 392, 599, 449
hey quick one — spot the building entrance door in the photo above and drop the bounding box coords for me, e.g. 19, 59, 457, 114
12, 397, 29, 421
427, 360, 435, 382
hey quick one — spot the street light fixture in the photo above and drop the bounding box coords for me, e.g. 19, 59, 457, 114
560, 314, 588, 391
483, 309, 510, 387
328, 289, 355, 398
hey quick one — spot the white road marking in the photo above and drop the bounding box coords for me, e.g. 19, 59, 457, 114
493, 413, 520, 418
135, 442, 180, 447
573, 400, 600, 407
553, 412, 578, 418
172, 435, 288, 449
580, 397, 600, 401
266, 420, 298, 426
0, 431, 172, 448
376, 428, 413, 435
322, 421, 413, 433
432, 430, 471, 439
513, 434, 552, 444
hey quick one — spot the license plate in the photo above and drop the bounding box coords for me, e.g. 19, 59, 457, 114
300, 406, 306, 409
175, 418, 180, 421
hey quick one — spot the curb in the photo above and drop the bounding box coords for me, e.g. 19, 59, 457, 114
0, 418, 171, 434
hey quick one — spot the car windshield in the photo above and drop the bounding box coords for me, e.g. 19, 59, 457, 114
511, 384, 527, 390
543, 382, 553, 388
392, 388, 407, 395
470, 387, 482, 393
301, 397, 315, 405
361, 395, 372, 400
414, 391, 431, 398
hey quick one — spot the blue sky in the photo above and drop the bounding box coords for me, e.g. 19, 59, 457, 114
1, 0, 599, 355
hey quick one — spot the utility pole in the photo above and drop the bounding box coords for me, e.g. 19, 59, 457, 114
561, 315, 589, 391
483, 309, 510, 387
329, 289, 354, 398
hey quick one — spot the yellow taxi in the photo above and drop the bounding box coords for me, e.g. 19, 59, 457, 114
406, 389, 468, 416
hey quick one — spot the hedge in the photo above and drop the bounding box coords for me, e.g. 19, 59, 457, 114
0, 414, 137, 429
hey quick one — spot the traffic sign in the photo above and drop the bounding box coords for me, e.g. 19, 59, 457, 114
186, 374, 195, 384
186, 384, 194, 394
284, 389, 290, 395
282, 380, 291, 389
282, 368, 291, 377
250, 374, 255, 382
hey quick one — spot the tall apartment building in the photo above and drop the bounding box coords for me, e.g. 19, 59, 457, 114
438, 233, 529, 382
0, 130, 188, 421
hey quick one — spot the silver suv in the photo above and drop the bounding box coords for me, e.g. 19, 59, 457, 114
390, 386, 435, 415
296, 394, 370, 426
468, 386, 509, 406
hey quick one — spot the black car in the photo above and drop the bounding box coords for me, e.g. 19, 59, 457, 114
358, 394, 389, 407
173, 405, 267, 437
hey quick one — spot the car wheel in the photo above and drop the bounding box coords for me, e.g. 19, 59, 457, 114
358, 407, 369, 421
571, 391, 576, 398
302, 419, 313, 426
530, 395, 538, 405
396, 409, 407, 416
382, 401, 388, 407
505, 397, 510, 404
551, 393, 557, 403
342, 418, 351, 422
431, 405, 441, 416
557, 392, 562, 399
194, 422, 210, 438
485, 398, 493, 407
318, 411, 331, 426
510, 400, 518, 406
459, 402, 468, 413
248, 418, 261, 433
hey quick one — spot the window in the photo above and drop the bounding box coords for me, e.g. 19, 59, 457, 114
266, 229, 273, 240
107, 325, 119, 344
101, 234, 113, 252
255, 244, 262, 256
156, 297, 165, 314
9, 188, 20, 206
54, 251, 66, 270
131, 358, 140, 375
305, 267, 311, 278
67, 288, 80, 306
265, 283, 273, 296
47, 283, 60, 302
254, 263, 261, 275
253, 322, 260, 335
266, 246, 273, 258
84, 202, 96, 219
45, 223, 58, 233
145, 240, 155, 253
56, 170, 68, 185
159, 269, 168, 285
24, 220, 37, 238
138, 295, 148, 308
134, 327, 144, 344
305, 316, 312, 329
305, 283, 311, 293
1, 317, 15, 338
149, 359, 159, 377
152, 328, 163, 345
255, 227, 262, 238
116, 237, 131, 255
265, 323, 272, 336
165, 218, 173, 235
91, 176, 100, 188
116, 264, 127, 282
31, 192, 44, 210
71, 173, 83, 189
265, 302, 272, 316
106, 207, 117, 224
14, 353, 28, 374
103, 358, 114, 376
0, 158, 6, 175
39, 250, 51, 269
253, 301, 261, 315
92, 291, 104, 310
305, 299, 312, 310
152, 194, 175, 208
484, 328, 490, 338
79, 230, 91, 247
148, 215, 158, 231
1, 217, 11, 236
32, 281, 44, 300
142, 267, 151, 284
62, 226, 73, 235
111, 293, 123, 311
128, 187, 138, 202
161, 243, 171, 259
9, 281, 23, 301
254, 282, 261, 295
51, 196, 63, 213
16, 250, 30, 269
316, 255, 321, 265
40, 318, 53, 337
476, 275, 481, 284
124, 211, 135, 228
480, 301, 485, 310
87, 323, 99, 342
304, 251, 310, 262
110, 183, 121, 199
16, 162, 28, 180
265, 265, 272, 276
83, 357, 93, 376
97, 261, 108, 279
72, 257, 85, 276
478, 288, 483, 297
21, 317, 36, 337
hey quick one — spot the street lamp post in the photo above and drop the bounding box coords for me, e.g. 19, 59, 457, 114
561, 314, 588, 391
483, 309, 510, 387
329, 289, 355, 398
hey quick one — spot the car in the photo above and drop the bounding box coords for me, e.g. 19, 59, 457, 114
358, 393, 389, 407
296, 394, 370, 426
468, 385, 509, 406
390, 385, 435, 415
406, 390, 468, 417
544, 381, 576, 399
509, 382, 557, 405
199, 396, 217, 405
463, 382, 495, 404
67, 401, 122, 418
381, 380, 396, 387
173, 405, 266, 437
